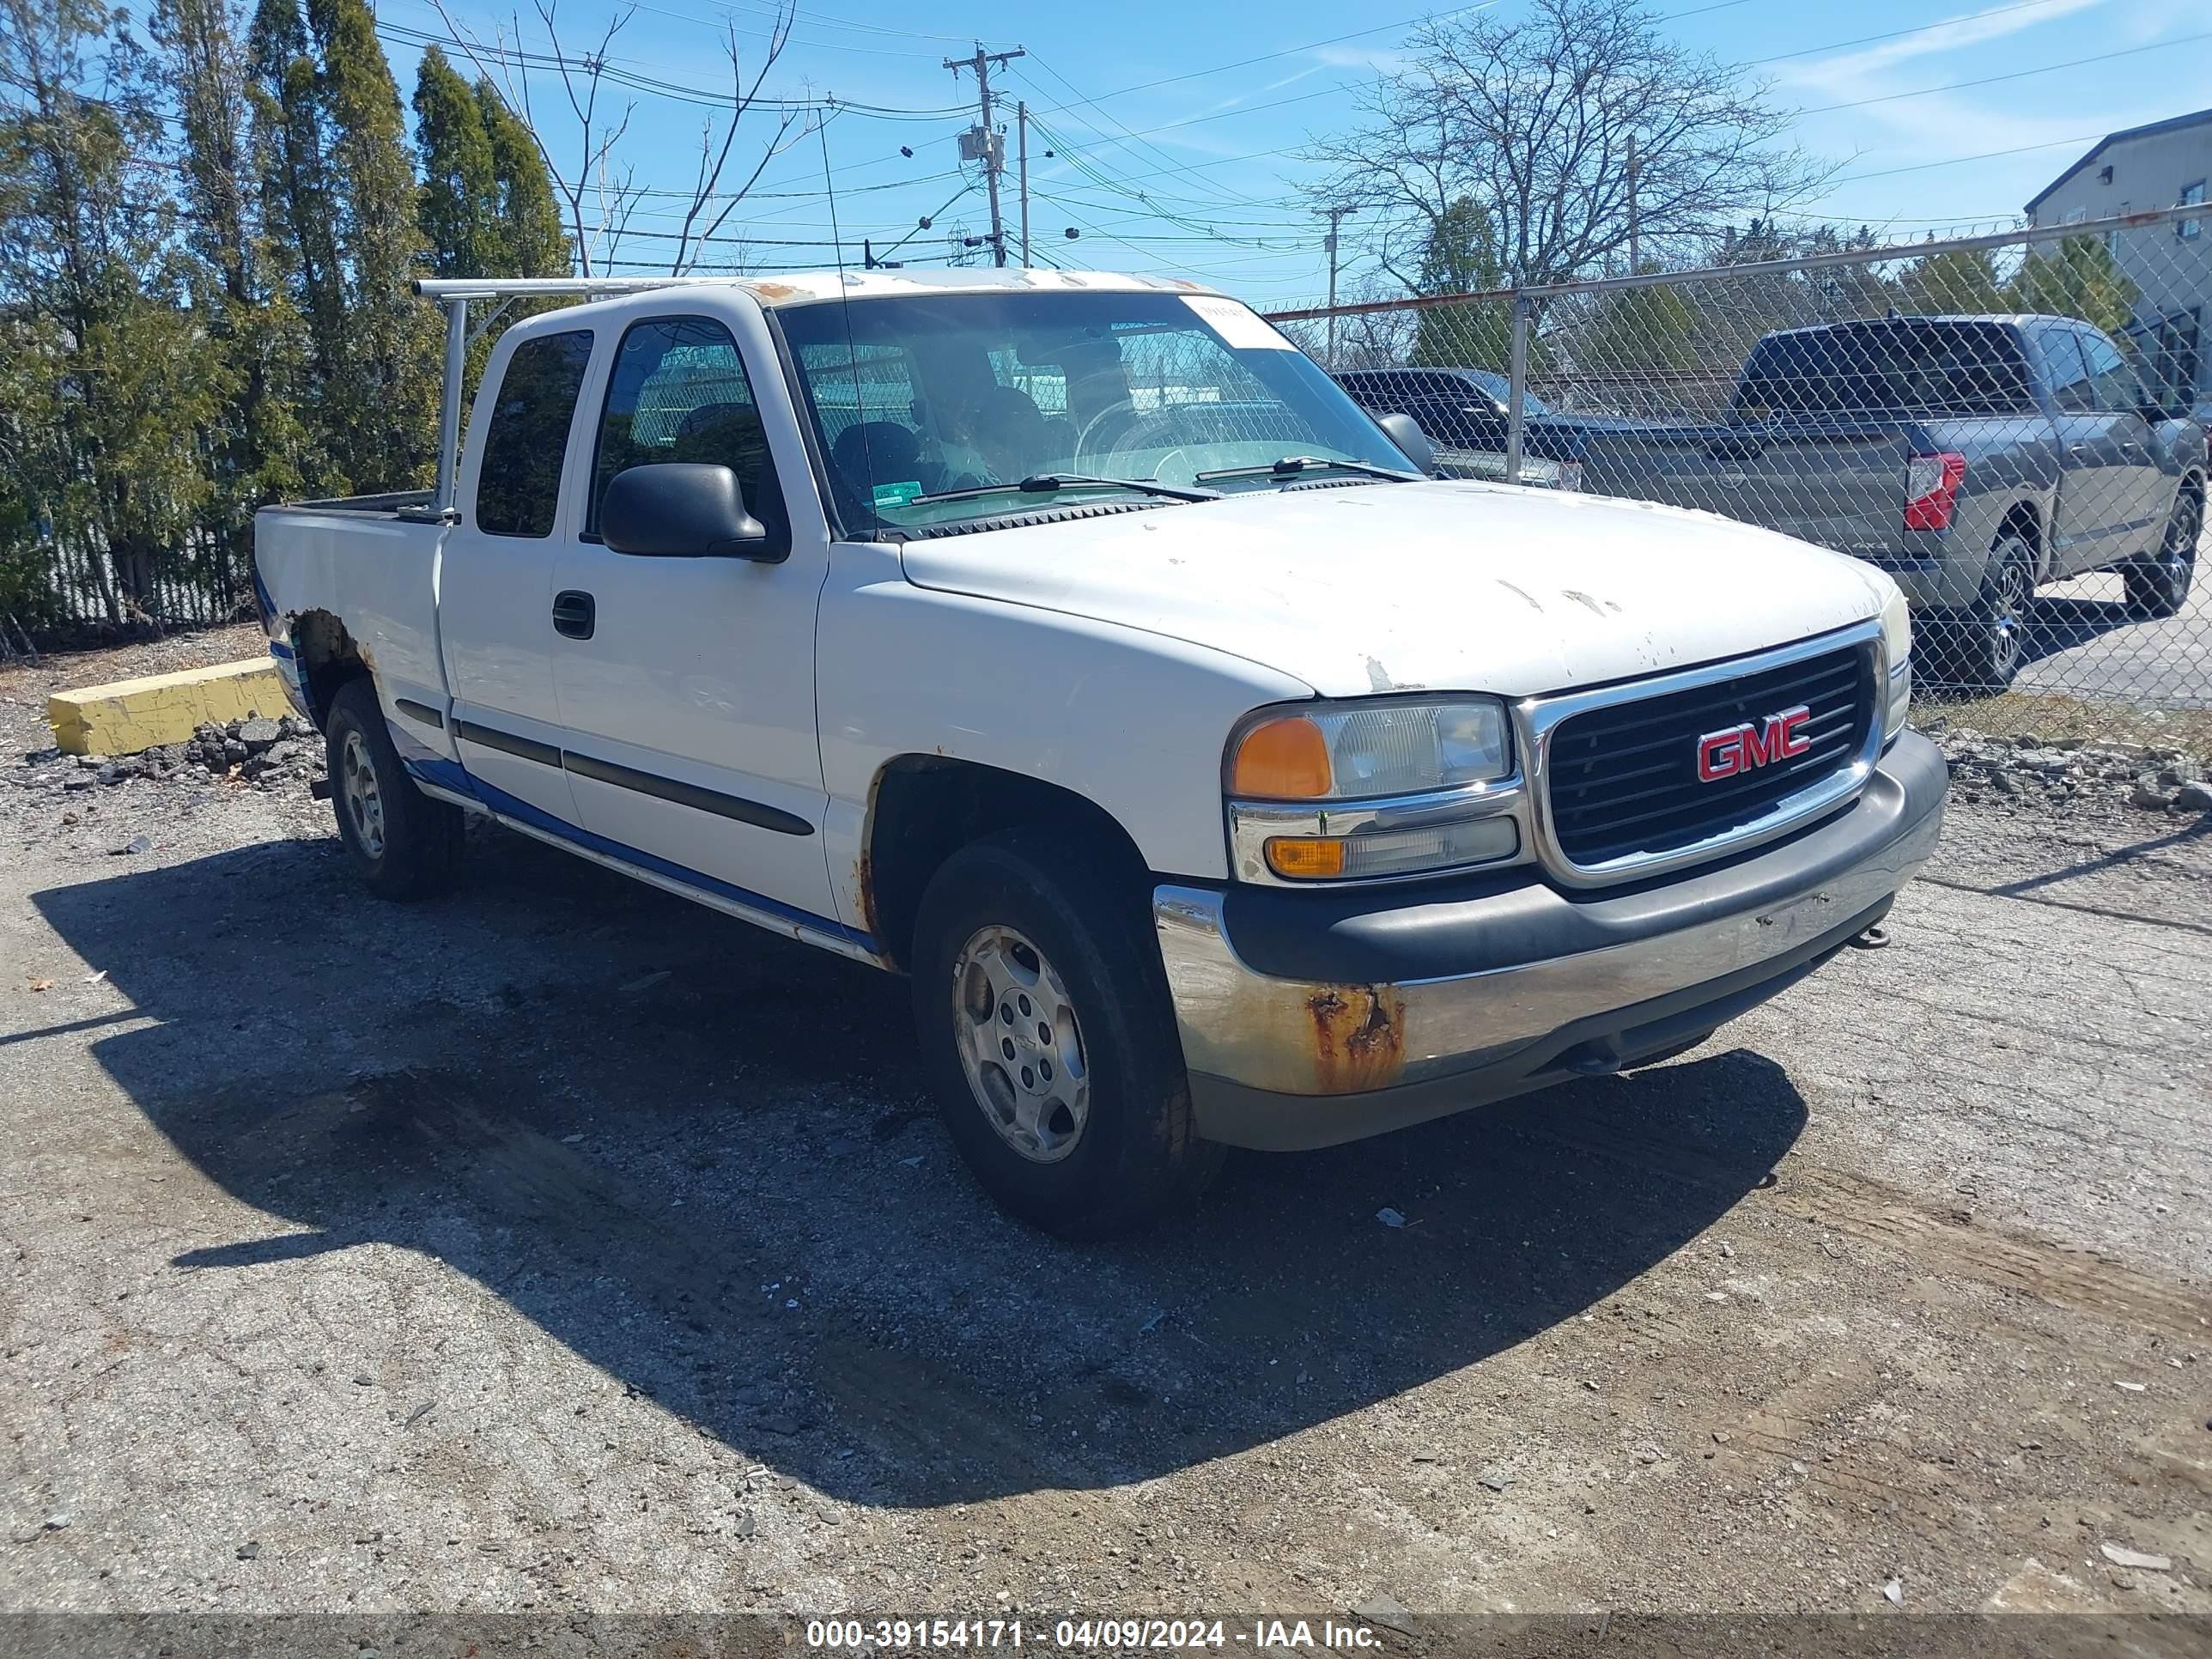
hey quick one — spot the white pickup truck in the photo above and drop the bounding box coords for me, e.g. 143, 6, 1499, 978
254, 268, 1947, 1236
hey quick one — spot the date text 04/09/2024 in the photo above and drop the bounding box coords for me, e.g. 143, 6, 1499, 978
803, 1620, 1389, 1650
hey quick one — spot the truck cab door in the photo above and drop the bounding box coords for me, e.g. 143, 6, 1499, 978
2078, 327, 2167, 559
2043, 325, 2157, 575
438, 325, 598, 823
548, 299, 847, 945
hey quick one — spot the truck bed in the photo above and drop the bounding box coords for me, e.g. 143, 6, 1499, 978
254, 499, 452, 738
1578, 422, 1924, 560
275, 489, 442, 519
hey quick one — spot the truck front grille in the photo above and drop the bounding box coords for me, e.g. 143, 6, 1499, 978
1544, 642, 1876, 870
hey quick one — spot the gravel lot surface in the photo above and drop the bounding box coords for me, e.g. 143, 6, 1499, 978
2, 638, 2209, 1631
2013, 550, 2210, 709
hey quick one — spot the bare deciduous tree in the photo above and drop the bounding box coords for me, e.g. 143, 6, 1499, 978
1308, 0, 1835, 293
430, 0, 807, 277
665, 13, 803, 276
430, 1, 633, 276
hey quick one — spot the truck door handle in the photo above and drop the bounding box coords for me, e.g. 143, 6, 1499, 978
552, 590, 595, 641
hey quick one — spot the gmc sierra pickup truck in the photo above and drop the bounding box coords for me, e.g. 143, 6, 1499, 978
1578, 313, 2206, 690
254, 269, 1946, 1236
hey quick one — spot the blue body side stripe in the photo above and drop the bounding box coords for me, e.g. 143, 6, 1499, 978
402, 754, 873, 951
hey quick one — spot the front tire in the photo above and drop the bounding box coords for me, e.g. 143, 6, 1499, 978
325, 678, 465, 900
910, 828, 1222, 1237
2126, 488, 2199, 620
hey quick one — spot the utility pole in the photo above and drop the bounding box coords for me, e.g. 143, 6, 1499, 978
945, 42, 1025, 268
1017, 100, 1030, 267
1319, 204, 1356, 369
1626, 134, 1640, 274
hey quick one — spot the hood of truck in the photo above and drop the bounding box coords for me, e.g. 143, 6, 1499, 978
896, 480, 1893, 700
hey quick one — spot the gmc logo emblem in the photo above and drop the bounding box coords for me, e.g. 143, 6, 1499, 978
1697, 705, 1813, 782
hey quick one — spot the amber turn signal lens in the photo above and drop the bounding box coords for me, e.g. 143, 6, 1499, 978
1265, 837, 1348, 879
1231, 715, 1333, 799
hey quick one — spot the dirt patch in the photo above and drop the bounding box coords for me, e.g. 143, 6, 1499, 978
0, 775, 2208, 1620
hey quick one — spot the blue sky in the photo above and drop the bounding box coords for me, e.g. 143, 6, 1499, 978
368, 0, 2210, 306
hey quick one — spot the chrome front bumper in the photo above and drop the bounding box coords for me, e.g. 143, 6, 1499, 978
1153, 731, 1948, 1151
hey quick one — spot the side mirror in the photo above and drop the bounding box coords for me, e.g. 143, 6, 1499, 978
1377, 411, 1437, 476
601, 463, 773, 560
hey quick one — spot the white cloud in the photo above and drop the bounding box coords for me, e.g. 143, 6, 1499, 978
1307, 43, 1411, 76
1776, 0, 2111, 88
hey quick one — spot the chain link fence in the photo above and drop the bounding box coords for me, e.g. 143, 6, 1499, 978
2, 524, 253, 655
1267, 204, 2212, 714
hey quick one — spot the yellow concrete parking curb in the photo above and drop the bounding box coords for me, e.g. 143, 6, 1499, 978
48, 658, 291, 757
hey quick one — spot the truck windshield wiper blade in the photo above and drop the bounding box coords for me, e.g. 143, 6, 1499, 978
911, 473, 1220, 506
1195, 455, 1419, 483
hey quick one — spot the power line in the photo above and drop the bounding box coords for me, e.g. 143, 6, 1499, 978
1795, 30, 2212, 117
1024, 114, 1304, 252
1013, 54, 1246, 210
520, 0, 982, 55
376, 20, 971, 118
1827, 134, 2104, 185
611, 0, 944, 58
1016, 5, 1496, 114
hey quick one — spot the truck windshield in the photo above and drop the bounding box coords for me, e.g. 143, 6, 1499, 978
1734, 321, 2033, 420
775, 289, 1413, 535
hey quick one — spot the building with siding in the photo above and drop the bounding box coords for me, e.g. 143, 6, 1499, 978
2027, 109, 2212, 404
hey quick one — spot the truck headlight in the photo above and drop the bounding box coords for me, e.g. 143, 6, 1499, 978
1879, 586, 1912, 741
1226, 696, 1521, 882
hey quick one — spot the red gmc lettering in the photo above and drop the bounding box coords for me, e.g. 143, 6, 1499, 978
1696, 705, 1813, 783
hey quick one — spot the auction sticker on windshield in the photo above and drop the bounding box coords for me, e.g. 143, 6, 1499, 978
1182, 295, 1293, 352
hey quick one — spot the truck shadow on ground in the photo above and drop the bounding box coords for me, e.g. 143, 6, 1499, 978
2017, 593, 2158, 665
1919, 592, 2154, 685
34, 823, 1808, 1509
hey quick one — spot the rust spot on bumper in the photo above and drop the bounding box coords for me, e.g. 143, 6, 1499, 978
1304, 986, 1407, 1093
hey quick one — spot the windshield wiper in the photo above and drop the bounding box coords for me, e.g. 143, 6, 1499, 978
1195, 455, 1419, 484
910, 473, 1220, 506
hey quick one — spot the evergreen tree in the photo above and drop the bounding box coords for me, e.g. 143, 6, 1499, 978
247, 0, 436, 491
247, 0, 341, 386
480, 81, 569, 278
1579, 270, 1699, 384
152, 0, 318, 538
413, 45, 498, 278
1407, 196, 1513, 371
2007, 233, 2138, 334
1899, 247, 2004, 316
306, 0, 438, 489
0, 0, 225, 624
414, 52, 569, 281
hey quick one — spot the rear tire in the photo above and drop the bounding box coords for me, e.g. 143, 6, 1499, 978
910, 827, 1223, 1237
1948, 535, 2035, 692
2125, 487, 2199, 620
325, 678, 465, 900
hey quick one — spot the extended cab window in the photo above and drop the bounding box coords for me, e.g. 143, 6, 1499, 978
2037, 328, 2094, 412
475, 330, 593, 537
2077, 330, 2143, 414
588, 316, 784, 543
